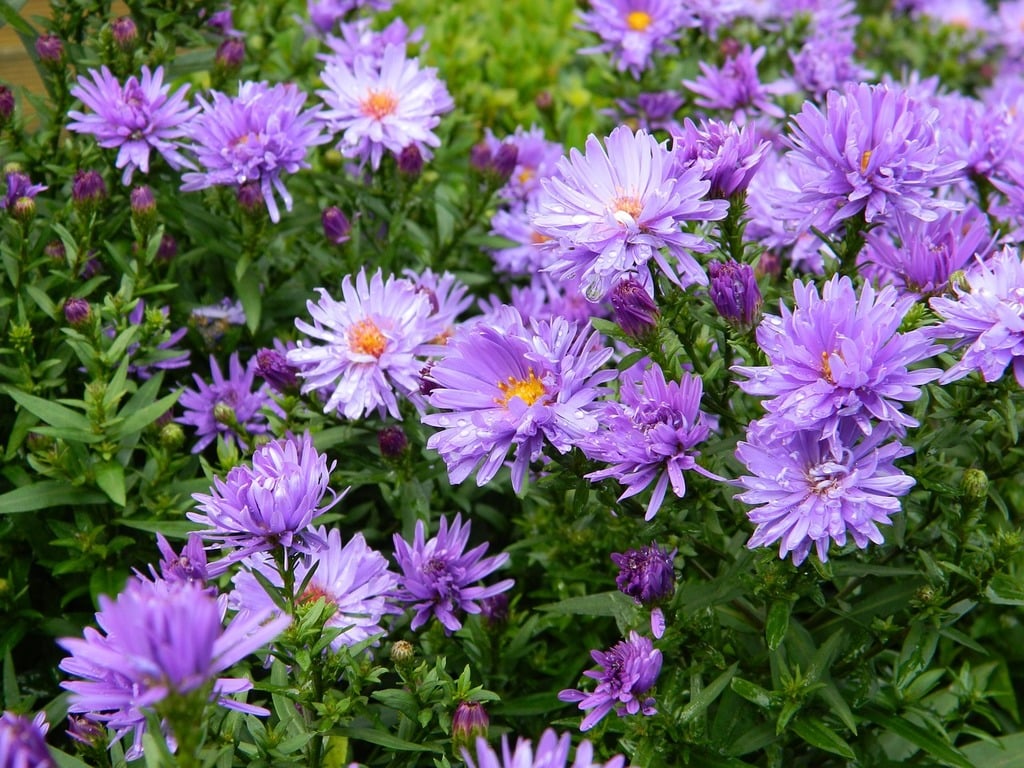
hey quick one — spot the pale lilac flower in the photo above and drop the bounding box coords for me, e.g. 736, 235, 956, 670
423, 307, 615, 492
482, 124, 564, 208
490, 203, 552, 275
584, 365, 719, 520
464, 729, 625, 768
913, 0, 995, 35
734, 275, 941, 441
289, 268, 437, 420
532, 125, 726, 302
317, 44, 453, 170
682, 45, 793, 123
181, 82, 329, 222
929, 246, 1024, 386
736, 420, 915, 566
323, 18, 423, 69
0, 711, 53, 768
578, 0, 697, 78
307, 0, 394, 34
392, 514, 514, 633
177, 353, 273, 453
59, 576, 290, 761
188, 433, 338, 565
68, 66, 198, 185
558, 631, 662, 731
231, 526, 398, 649
403, 267, 472, 341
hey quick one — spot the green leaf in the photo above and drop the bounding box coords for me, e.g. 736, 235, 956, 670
861, 705, 973, 768
677, 663, 738, 725
330, 727, 444, 753
1, 387, 92, 431
49, 748, 93, 768
0, 481, 107, 514
537, 591, 634, 618
372, 689, 421, 721
235, 268, 262, 335
110, 388, 181, 441
94, 460, 126, 506
791, 717, 856, 760
765, 600, 790, 651
730, 677, 774, 709
961, 733, 1024, 767
985, 573, 1024, 606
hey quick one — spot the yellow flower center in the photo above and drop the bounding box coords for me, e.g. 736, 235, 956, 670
860, 150, 872, 174
360, 89, 398, 120
611, 194, 644, 225
821, 350, 834, 384
495, 369, 547, 407
348, 318, 387, 358
518, 167, 535, 185
626, 10, 652, 31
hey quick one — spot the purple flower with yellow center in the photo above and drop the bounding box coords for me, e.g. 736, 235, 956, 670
734, 275, 941, 442
490, 203, 552, 275
532, 125, 726, 302
783, 82, 966, 235
68, 66, 198, 185
558, 631, 662, 731
423, 306, 615, 492
682, 45, 793, 123
584, 365, 718, 520
317, 44, 453, 170
463, 729, 626, 768
736, 419, 915, 566
289, 268, 437, 420
58, 576, 290, 761
181, 81, 329, 222
0, 711, 53, 768
578, 0, 697, 78
392, 513, 514, 633
188, 432, 338, 566
929, 246, 1024, 386
177, 352, 273, 453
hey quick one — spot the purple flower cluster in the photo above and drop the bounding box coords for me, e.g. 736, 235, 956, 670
464, 729, 625, 768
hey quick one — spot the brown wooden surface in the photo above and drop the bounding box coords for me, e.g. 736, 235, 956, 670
0, 0, 50, 94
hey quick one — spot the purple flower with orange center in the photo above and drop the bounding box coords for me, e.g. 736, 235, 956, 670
578, 0, 697, 78
423, 306, 615, 492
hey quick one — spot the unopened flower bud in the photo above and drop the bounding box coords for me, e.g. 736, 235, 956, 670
80, 255, 102, 279
237, 180, 263, 214
111, 16, 138, 51
130, 185, 155, 217
11, 196, 34, 223
960, 468, 988, 508
63, 297, 91, 327
470, 142, 492, 173
756, 250, 782, 279
535, 91, 553, 111
949, 270, 970, 294
159, 422, 185, 450
397, 144, 423, 176
215, 38, 245, 75
612, 542, 676, 606
35, 34, 64, 66
708, 259, 762, 329
390, 640, 415, 669
255, 347, 299, 393
157, 233, 177, 262
72, 170, 107, 213
322, 205, 351, 245
610, 277, 659, 337
68, 715, 107, 749
0, 86, 14, 128
452, 702, 489, 751
45, 240, 65, 262
213, 402, 237, 426
480, 592, 509, 627
377, 425, 408, 459
492, 143, 519, 182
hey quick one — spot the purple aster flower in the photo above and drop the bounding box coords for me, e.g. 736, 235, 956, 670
478, 274, 601, 329
177, 352, 273, 453
67, 66, 198, 185
256, 343, 301, 394
611, 541, 676, 638
181, 81, 329, 222
116, 300, 190, 380
289, 268, 437, 420
707, 259, 763, 328
392, 513, 514, 633
577, 0, 697, 78
584, 365, 719, 520
59, 576, 289, 760
672, 118, 771, 199
532, 125, 727, 302
188, 432, 338, 566
929, 246, 1024, 386
611, 91, 685, 135
736, 419, 915, 565
323, 18, 423, 69
307, 0, 394, 34
403, 267, 472, 341
231, 526, 398, 649
463, 729, 625, 768
783, 82, 966, 235
682, 45, 794, 123
317, 44, 453, 170
734, 275, 941, 442
423, 307, 615, 492
489, 204, 552, 275
156, 532, 210, 588
482, 125, 564, 208
558, 631, 662, 731
0, 711, 53, 768
2, 171, 47, 210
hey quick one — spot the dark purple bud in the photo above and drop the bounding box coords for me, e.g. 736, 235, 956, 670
480, 592, 510, 627
492, 143, 519, 182
756, 250, 781, 280
610, 277, 659, 337
377, 425, 409, 458
611, 541, 676, 606
215, 38, 245, 73
80, 254, 102, 279
452, 702, 489, 751
0, 85, 14, 127
72, 170, 107, 211
35, 34, 64, 64
130, 185, 156, 217
470, 142, 492, 173
255, 347, 299, 393
156, 233, 177, 262
707, 259, 762, 329
419, 362, 439, 396
111, 16, 138, 51
237, 180, 263, 213
321, 205, 351, 245
535, 91, 553, 111
63, 297, 91, 327
719, 38, 741, 59
45, 239, 65, 262
397, 144, 423, 176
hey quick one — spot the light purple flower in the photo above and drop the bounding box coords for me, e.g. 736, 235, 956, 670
584, 365, 719, 520
68, 66, 198, 185
672, 117, 771, 199
736, 420, 915, 566
682, 45, 793, 123
532, 125, 726, 302
181, 81, 329, 222
489, 203, 552, 276
423, 307, 615, 492
307, 0, 394, 34
734, 275, 941, 441
578, 0, 696, 78
464, 729, 625, 768
231, 526, 399, 649
2, 171, 47, 210
58, 576, 290, 761
392, 513, 514, 633
317, 44, 453, 170
289, 268, 437, 420
482, 124, 564, 208
558, 631, 662, 731
929, 246, 1024, 386
323, 18, 423, 69
611, 91, 685, 135
0, 711, 53, 768
156, 532, 210, 588
177, 352, 273, 453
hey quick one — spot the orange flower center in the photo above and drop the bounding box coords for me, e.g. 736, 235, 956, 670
611, 194, 644, 223
530, 231, 552, 245
860, 150, 872, 174
821, 350, 834, 384
626, 11, 652, 31
360, 89, 398, 120
348, 318, 387, 358
495, 369, 547, 407
518, 167, 535, 185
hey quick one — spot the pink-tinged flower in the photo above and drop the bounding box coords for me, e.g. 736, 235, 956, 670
423, 307, 615, 492
783, 82, 966, 235
577, 0, 697, 78
583, 365, 719, 520
736, 420, 915, 566
558, 631, 662, 731
392, 513, 514, 633
177, 353, 273, 453
682, 45, 793, 123
231, 526, 399, 649
188, 433, 338, 566
317, 44, 453, 170
0, 710, 53, 768
532, 125, 726, 302
289, 268, 437, 420
464, 729, 625, 768
929, 246, 1024, 386
68, 66, 198, 185
181, 81, 329, 222
734, 275, 941, 442
58, 576, 290, 761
